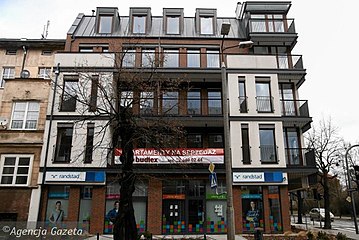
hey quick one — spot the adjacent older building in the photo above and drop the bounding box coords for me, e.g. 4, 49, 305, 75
32, 1, 315, 236
0, 39, 65, 222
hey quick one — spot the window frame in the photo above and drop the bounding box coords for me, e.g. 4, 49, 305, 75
259, 126, 278, 163
38, 67, 52, 79
255, 80, 273, 113
98, 15, 113, 34
10, 101, 40, 130
60, 77, 79, 112
54, 124, 74, 163
0, 154, 33, 186
187, 49, 201, 68
132, 15, 147, 34
200, 16, 214, 35
166, 15, 180, 35
206, 50, 220, 68
163, 49, 179, 68
84, 124, 95, 164
122, 49, 136, 68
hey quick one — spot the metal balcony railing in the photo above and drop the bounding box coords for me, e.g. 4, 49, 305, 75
248, 18, 296, 34
242, 144, 251, 164
277, 54, 303, 69
256, 96, 274, 113
285, 148, 316, 167
280, 99, 309, 117
259, 145, 278, 163
239, 96, 248, 113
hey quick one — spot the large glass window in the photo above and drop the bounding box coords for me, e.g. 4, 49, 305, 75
187, 50, 200, 68
208, 134, 223, 148
187, 134, 202, 148
141, 49, 155, 68
122, 49, 136, 67
79, 186, 92, 231
61, 78, 78, 112
98, 16, 113, 34
120, 91, 133, 108
283, 128, 301, 165
46, 186, 69, 224
206, 180, 227, 233
0, 155, 32, 186
241, 186, 264, 232
268, 186, 282, 232
259, 127, 277, 163
207, 50, 220, 68
54, 125, 73, 163
163, 49, 179, 68
187, 90, 201, 115
208, 91, 222, 115
279, 83, 296, 116
255, 81, 272, 112
11, 102, 39, 130
166, 16, 180, 34
162, 91, 178, 115
238, 78, 248, 113
200, 17, 214, 34
133, 16, 146, 34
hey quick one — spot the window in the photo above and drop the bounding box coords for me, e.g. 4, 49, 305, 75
140, 92, 154, 115
251, 14, 285, 33
42, 50, 52, 55
255, 81, 273, 112
120, 91, 133, 108
163, 49, 179, 67
0, 155, 32, 186
241, 124, 251, 164
6, 50, 17, 55
279, 83, 296, 116
99, 16, 113, 34
122, 49, 136, 67
187, 134, 202, 148
162, 91, 178, 115
54, 124, 73, 163
38, 67, 51, 79
200, 17, 214, 34
166, 16, 180, 34
84, 124, 94, 164
1, 67, 15, 87
283, 128, 301, 165
89, 75, 98, 112
133, 16, 146, 34
241, 186, 264, 232
238, 78, 248, 113
60, 77, 78, 112
79, 46, 94, 52
208, 134, 223, 148
187, 50, 200, 67
102, 46, 109, 52
141, 49, 155, 68
259, 127, 277, 163
268, 186, 282, 232
11, 102, 40, 130
187, 90, 201, 115
208, 90, 222, 115
207, 50, 219, 68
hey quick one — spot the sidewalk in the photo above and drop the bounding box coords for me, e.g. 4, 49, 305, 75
85, 234, 248, 240
293, 223, 358, 240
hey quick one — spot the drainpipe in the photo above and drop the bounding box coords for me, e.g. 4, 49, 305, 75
21, 46, 27, 73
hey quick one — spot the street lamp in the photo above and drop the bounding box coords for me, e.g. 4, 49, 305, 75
345, 144, 359, 234
220, 23, 253, 240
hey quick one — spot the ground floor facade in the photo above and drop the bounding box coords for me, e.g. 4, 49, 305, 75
36, 171, 290, 235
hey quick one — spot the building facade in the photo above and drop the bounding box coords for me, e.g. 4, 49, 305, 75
0, 39, 65, 222
33, 1, 315, 235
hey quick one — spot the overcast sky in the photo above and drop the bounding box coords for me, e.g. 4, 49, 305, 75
1, 0, 358, 143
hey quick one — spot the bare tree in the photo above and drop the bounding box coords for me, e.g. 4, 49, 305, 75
54, 48, 189, 239
306, 117, 344, 229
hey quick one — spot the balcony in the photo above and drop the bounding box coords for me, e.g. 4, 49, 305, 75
256, 96, 273, 113
259, 145, 278, 163
285, 148, 316, 167
281, 99, 312, 132
246, 18, 298, 48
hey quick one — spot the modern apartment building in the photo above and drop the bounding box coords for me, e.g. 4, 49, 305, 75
0, 39, 65, 222
32, 1, 316, 235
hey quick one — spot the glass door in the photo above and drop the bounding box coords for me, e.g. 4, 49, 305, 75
187, 199, 205, 233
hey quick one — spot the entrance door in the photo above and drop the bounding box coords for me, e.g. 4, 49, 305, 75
162, 199, 185, 234
188, 199, 205, 233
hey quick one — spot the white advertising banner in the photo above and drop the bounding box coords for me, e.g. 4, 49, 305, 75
114, 148, 224, 164
45, 172, 86, 182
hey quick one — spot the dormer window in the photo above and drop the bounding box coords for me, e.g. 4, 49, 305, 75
98, 15, 113, 33
200, 17, 214, 34
133, 16, 146, 34
163, 8, 183, 35
196, 9, 217, 35
166, 16, 180, 34
130, 8, 151, 35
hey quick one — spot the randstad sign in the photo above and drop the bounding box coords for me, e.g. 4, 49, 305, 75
233, 172, 264, 182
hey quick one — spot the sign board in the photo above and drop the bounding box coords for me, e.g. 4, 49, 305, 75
208, 162, 215, 173
233, 172, 265, 183
45, 171, 105, 184
233, 172, 287, 185
210, 172, 218, 188
115, 148, 224, 164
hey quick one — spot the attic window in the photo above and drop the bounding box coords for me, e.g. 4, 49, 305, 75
200, 17, 214, 34
133, 16, 146, 34
6, 50, 17, 55
42, 50, 52, 55
98, 15, 113, 34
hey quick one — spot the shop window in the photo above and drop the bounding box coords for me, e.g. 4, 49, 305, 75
46, 186, 69, 224
11, 101, 40, 130
206, 180, 227, 233
208, 90, 222, 115
0, 155, 33, 186
98, 15, 113, 34
122, 49, 136, 67
84, 124, 94, 163
54, 124, 73, 163
38, 67, 51, 79
79, 186, 92, 231
268, 186, 282, 232
187, 90, 201, 115
206, 50, 220, 68
241, 186, 264, 232
208, 134, 223, 148
60, 77, 79, 112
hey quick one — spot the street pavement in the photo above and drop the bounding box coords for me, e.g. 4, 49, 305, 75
85, 234, 248, 239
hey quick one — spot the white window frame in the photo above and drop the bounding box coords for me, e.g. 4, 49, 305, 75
38, 67, 52, 79
10, 101, 40, 130
1, 67, 15, 88
0, 154, 33, 186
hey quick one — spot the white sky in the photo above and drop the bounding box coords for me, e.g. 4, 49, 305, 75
1, 0, 358, 143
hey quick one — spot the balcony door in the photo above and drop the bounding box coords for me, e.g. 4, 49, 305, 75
283, 128, 302, 165
279, 83, 296, 116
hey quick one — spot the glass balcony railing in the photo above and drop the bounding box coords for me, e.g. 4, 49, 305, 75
285, 148, 315, 167
248, 18, 296, 34
280, 99, 309, 117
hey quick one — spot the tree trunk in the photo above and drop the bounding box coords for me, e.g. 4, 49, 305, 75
323, 171, 332, 229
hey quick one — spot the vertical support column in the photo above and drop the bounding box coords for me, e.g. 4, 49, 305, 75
40, 186, 49, 222
179, 47, 186, 67
233, 186, 242, 233
297, 190, 303, 224
67, 186, 80, 222
263, 187, 270, 233
147, 178, 162, 234
90, 186, 106, 234
280, 186, 291, 232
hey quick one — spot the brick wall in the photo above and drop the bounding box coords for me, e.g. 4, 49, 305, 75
280, 186, 290, 232
90, 186, 106, 234
67, 186, 80, 222
233, 186, 242, 233
0, 189, 32, 221
147, 178, 162, 234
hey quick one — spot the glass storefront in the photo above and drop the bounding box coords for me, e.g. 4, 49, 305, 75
241, 186, 264, 232
205, 181, 227, 233
268, 186, 282, 232
78, 186, 92, 232
46, 186, 69, 225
